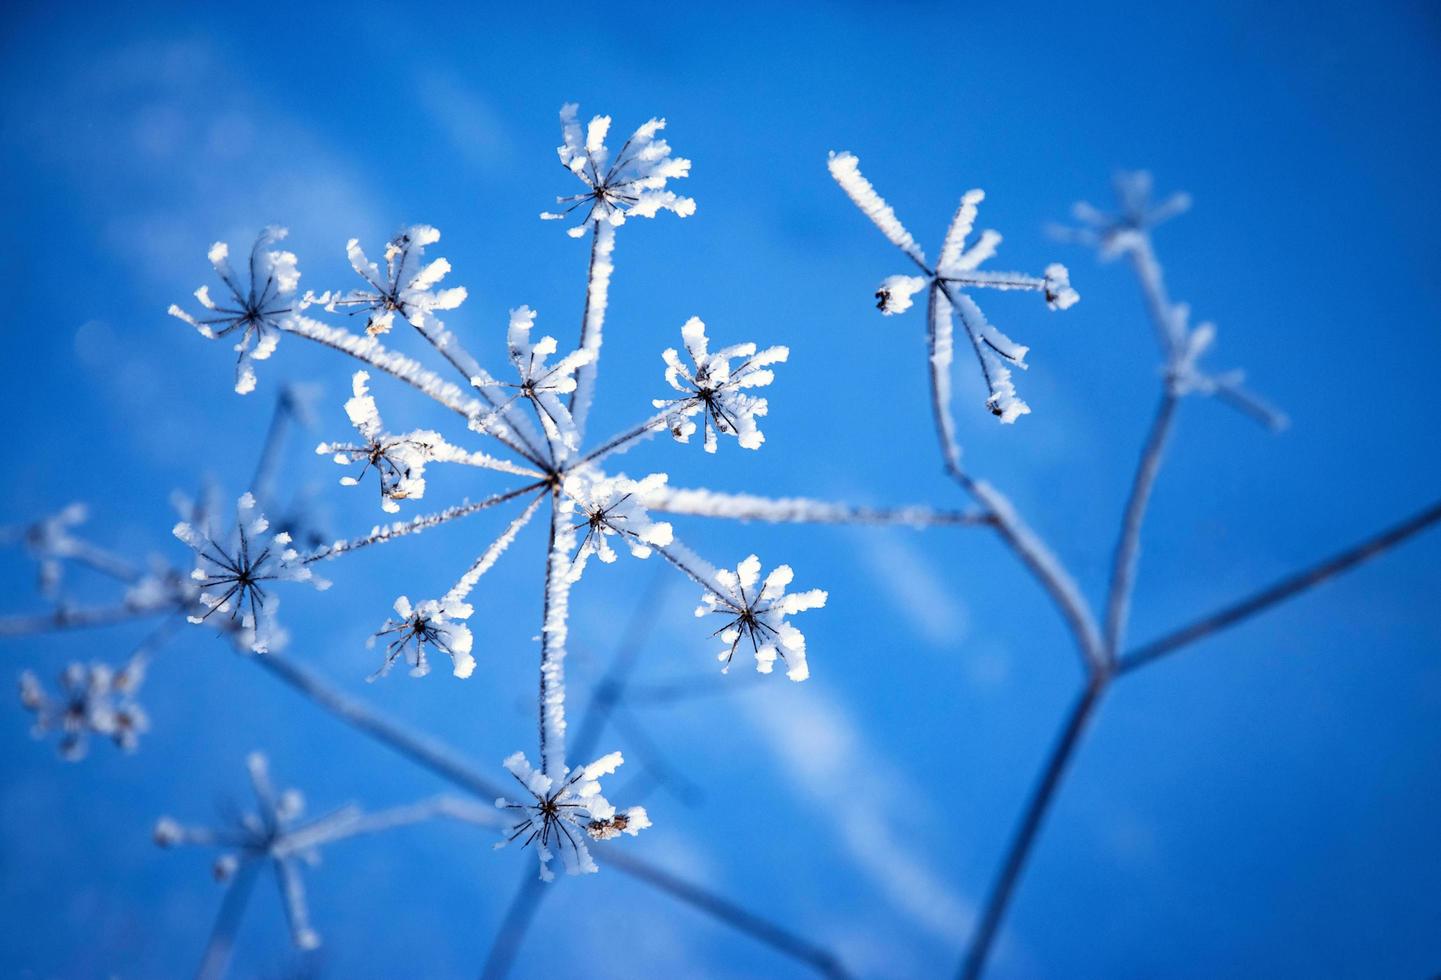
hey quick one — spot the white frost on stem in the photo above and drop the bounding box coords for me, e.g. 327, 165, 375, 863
539, 497, 577, 776
569, 221, 616, 441
827, 151, 926, 267
641, 484, 989, 528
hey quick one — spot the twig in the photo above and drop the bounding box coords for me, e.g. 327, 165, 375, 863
958, 681, 1105, 980
1102, 391, 1179, 660
1119, 498, 1441, 675
602, 849, 853, 980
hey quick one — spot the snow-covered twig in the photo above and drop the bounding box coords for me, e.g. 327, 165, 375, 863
302, 483, 547, 563
643, 484, 991, 527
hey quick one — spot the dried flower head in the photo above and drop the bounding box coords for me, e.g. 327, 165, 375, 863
696, 554, 827, 682
19, 656, 149, 761
168, 227, 300, 394
173, 492, 328, 653
494, 750, 650, 882
307, 225, 467, 336
153, 752, 366, 951
316, 371, 446, 513
368, 595, 476, 680
541, 104, 695, 237
563, 469, 674, 580
655, 317, 789, 453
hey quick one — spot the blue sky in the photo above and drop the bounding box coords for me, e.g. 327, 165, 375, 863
2, 2, 1439, 977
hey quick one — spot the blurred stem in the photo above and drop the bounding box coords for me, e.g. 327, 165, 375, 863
195, 859, 259, 980
250, 649, 849, 978
1103, 391, 1179, 661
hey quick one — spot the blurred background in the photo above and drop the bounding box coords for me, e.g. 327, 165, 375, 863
2, 1, 1439, 977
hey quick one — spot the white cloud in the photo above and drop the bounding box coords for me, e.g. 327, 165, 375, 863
853, 528, 969, 648
744, 688, 974, 950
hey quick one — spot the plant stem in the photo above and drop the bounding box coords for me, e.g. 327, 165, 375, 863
958, 677, 1108, 980
1103, 391, 1179, 660
195, 860, 259, 980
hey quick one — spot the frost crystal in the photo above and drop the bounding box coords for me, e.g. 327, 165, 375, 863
495, 750, 650, 882
563, 470, 674, 580
541, 104, 695, 238
173, 492, 328, 653
19, 656, 149, 761
368, 595, 475, 680
654, 317, 789, 453
696, 555, 827, 682
308, 225, 467, 337
168, 227, 300, 394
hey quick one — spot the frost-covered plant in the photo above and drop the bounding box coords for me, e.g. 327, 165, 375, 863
152, 752, 481, 952
307, 225, 467, 337
19, 655, 148, 760
151, 103, 845, 881
541, 103, 695, 237
5, 103, 1439, 980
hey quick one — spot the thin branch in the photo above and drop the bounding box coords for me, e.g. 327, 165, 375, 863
250, 652, 505, 799
251, 386, 299, 506
282, 315, 545, 468
302, 483, 548, 564
406, 313, 549, 465
958, 681, 1106, 980
538, 493, 573, 776
602, 848, 853, 980
960, 476, 1105, 670
577, 410, 671, 469
645, 485, 992, 528
1119, 498, 1441, 675
1102, 391, 1179, 660
0, 598, 184, 637
480, 868, 547, 980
